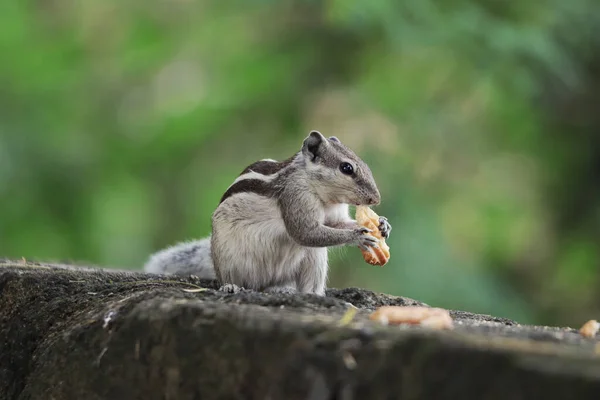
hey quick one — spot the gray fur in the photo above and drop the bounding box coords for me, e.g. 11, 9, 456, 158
144, 130, 390, 296
143, 238, 216, 279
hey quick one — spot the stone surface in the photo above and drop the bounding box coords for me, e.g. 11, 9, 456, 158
1, 259, 600, 399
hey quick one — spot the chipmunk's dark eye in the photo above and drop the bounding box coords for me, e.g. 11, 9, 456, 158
339, 162, 354, 175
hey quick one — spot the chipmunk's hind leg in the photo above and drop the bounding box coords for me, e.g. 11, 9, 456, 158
296, 248, 328, 296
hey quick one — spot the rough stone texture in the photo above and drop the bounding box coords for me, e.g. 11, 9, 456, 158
1, 259, 600, 400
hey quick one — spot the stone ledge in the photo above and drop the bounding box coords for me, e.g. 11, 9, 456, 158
1, 260, 599, 399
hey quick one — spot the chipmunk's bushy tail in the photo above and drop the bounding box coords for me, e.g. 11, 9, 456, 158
144, 237, 216, 280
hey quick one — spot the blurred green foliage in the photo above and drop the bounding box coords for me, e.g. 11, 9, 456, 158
1, 0, 600, 326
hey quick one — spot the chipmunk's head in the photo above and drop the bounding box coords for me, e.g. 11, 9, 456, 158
301, 130, 381, 206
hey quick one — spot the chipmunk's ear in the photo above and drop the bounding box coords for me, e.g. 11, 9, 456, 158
328, 136, 340, 143
302, 130, 327, 161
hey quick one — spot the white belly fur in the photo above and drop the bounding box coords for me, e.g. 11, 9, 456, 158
211, 193, 307, 289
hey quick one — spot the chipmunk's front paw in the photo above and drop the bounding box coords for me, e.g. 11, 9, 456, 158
219, 283, 243, 294
354, 227, 379, 251
378, 216, 392, 239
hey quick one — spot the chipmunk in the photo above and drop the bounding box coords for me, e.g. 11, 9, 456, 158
144, 130, 391, 295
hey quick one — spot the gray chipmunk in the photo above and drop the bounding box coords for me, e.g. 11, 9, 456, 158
144, 130, 391, 295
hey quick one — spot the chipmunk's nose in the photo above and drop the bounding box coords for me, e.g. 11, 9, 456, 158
370, 189, 382, 205
368, 195, 380, 205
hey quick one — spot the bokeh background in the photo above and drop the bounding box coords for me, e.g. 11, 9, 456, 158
2, 0, 600, 327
